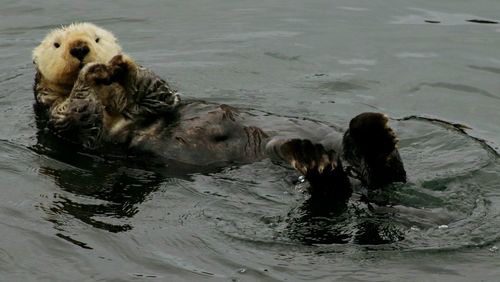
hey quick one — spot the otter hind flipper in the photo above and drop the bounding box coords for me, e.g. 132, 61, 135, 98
266, 138, 352, 201
342, 112, 406, 189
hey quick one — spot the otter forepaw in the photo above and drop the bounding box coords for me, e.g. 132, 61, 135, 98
107, 54, 136, 82
81, 63, 113, 85
79, 54, 134, 86
48, 95, 104, 149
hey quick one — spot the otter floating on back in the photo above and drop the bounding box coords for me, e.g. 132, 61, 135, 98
33, 23, 406, 201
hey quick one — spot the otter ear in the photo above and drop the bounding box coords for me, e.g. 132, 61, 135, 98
32, 46, 41, 66
32, 57, 39, 67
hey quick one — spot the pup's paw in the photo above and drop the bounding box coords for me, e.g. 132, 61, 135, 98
107, 54, 136, 82
80, 63, 113, 85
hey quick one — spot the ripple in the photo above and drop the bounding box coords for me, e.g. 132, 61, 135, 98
392, 8, 499, 26
198, 118, 500, 251
337, 59, 377, 66
202, 31, 300, 43
337, 6, 369, 12
264, 52, 301, 62
410, 82, 500, 101
396, 52, 439, 59
468, 65, 500, 75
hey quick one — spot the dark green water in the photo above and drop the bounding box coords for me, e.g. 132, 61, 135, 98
1, 0, 499, 281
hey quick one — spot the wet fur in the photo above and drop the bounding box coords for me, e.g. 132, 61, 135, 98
33, 23, 122, 109
33, 23, 406, 201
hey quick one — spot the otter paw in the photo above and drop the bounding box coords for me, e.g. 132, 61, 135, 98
348, 112, 398, 160
51, 98, 99, 125
107, 54, 135, 82
48, 97, 103, 147
267, 138, 351, 200
277, 139, 337, 175
81, 63, 113, 85
344, 112, 406, 188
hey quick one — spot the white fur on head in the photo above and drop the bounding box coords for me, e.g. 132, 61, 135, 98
33, 22, 122, 86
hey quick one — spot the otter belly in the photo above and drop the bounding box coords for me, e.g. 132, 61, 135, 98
127, 100, 344, 167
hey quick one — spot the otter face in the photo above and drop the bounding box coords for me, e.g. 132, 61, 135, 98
33, 23, 122, 87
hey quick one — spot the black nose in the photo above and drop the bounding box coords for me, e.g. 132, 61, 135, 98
70, 45, 90, 61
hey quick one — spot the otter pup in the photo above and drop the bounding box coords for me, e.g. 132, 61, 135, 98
33, 23, 406, 201
33, 23, 122, 110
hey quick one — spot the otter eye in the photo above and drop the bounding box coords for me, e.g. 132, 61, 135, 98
95, 37, 100, 43
54, 42, 60, 48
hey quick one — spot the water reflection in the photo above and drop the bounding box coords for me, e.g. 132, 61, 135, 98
285, 196, 351, 245
39, 164, 163, 233
32, 115, 168, 233
285, 194, 405, 245
31, 109, 500, 251
259, 117, 498, 248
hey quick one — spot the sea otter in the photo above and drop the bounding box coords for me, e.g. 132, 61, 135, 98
32, 23, 406, 200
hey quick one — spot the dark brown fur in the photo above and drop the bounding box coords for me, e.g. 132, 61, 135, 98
35, 55, 406, 201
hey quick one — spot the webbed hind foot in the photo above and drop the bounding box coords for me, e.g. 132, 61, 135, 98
342, 112, 406, 188
266, 138, 351, 201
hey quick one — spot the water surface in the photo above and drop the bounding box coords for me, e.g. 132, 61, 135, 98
1, 0, 500, 281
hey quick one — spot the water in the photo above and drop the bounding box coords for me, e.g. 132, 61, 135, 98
1, 0, 500, 281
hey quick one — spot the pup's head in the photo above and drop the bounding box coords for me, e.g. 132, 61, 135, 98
33, 23, 122, 88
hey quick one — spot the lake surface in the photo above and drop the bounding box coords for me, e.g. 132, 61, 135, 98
1, 0, 500, 281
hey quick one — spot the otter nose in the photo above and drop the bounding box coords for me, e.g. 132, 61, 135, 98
70, 44, 90, 61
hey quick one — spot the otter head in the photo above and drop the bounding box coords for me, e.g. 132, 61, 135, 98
33, 23, 122, 93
